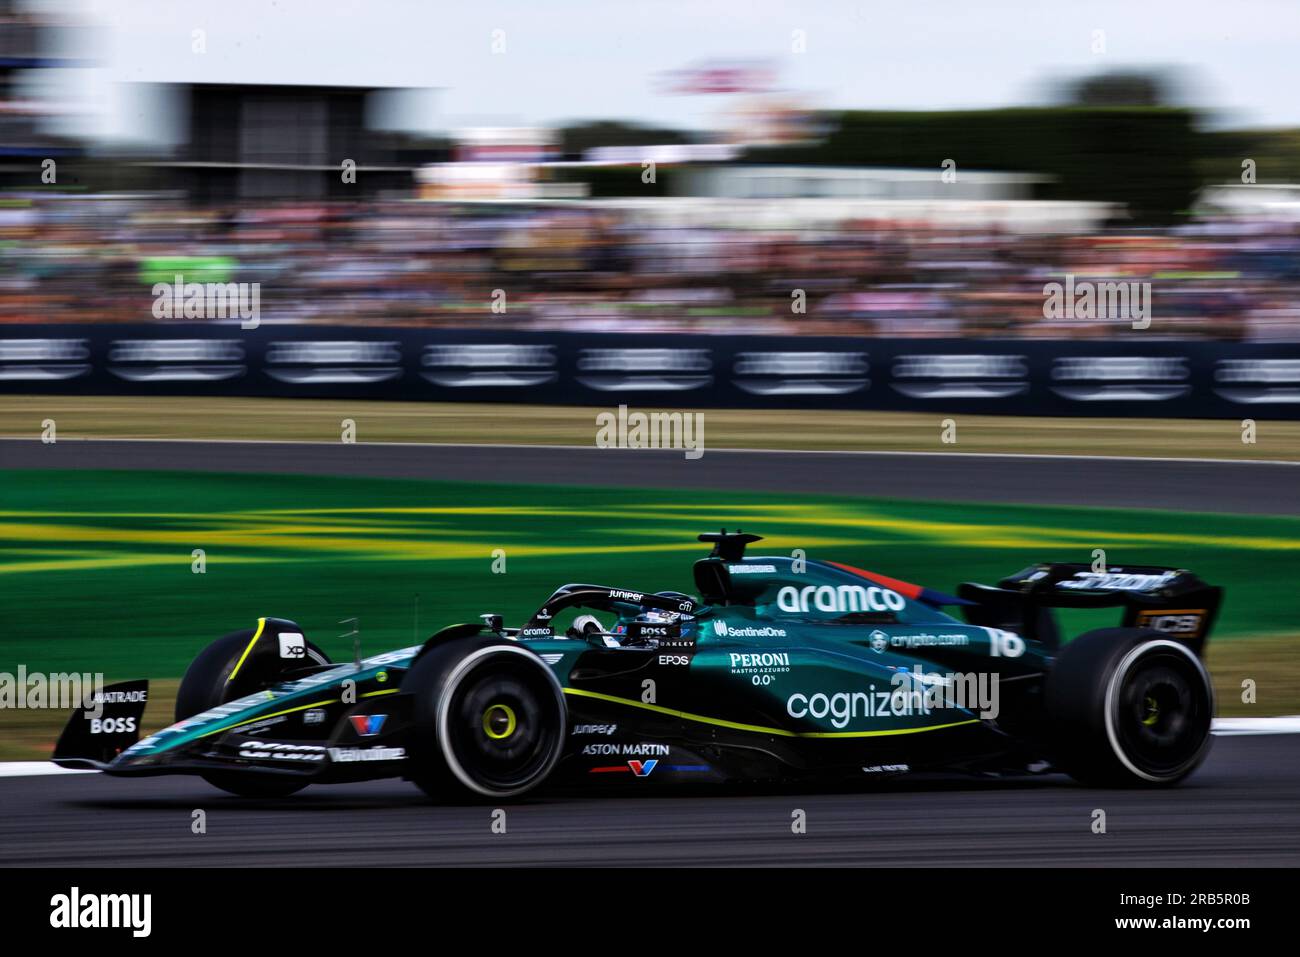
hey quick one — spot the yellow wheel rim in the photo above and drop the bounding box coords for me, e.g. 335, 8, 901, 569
482, 703, 517, 740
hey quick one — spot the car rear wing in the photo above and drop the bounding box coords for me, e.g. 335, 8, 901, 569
957, 563, 1223, 655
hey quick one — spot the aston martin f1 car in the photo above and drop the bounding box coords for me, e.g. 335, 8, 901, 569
54, 531, 1221, 799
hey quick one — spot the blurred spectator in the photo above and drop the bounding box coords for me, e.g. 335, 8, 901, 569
1, 195, 1298, 340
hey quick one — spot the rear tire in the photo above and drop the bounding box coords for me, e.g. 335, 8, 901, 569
405, 638, 566, 802
1046, 628, 1213, 787
176, 626, 329, 799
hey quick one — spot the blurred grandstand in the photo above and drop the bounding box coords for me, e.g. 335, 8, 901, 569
3, 2, 1300, 342
3, 195, 1299, 340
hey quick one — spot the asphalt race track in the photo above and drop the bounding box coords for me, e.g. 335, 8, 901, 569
3, 438, 1299, 514
3, 438, 1299, 866
1, 735, 1298, 866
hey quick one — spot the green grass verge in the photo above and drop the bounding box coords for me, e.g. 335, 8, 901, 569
1, 468, 1297, 758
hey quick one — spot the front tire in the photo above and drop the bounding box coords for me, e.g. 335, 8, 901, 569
405, 638, 566, 802
175, 625, 329, 798
1045, 628, 1214, 787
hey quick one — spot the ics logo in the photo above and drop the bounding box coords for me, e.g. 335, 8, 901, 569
349, 714, 387, 737
1136, 609, 1207, 639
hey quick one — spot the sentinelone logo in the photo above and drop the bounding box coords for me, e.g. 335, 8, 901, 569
595, 404, 704, 460
712, 621, 788, 638
50, 888, 151, 937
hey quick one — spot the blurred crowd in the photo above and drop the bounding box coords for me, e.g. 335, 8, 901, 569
2, 195, 1299, 340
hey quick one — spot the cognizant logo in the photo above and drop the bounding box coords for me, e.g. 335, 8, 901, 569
775, 584, 905, 614
787, 688, 930, 728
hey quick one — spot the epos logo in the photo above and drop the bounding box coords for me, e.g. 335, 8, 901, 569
776, 584, 906, 615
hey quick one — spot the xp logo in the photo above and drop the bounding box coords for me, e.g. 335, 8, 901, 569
349, 714, 387, 737
869, 630, 889, 653
628, 759, 658, 777
278, 631, 306, 659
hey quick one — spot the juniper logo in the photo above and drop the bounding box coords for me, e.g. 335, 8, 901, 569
151, 274, 261, 329
595, 404, 705, 460
49, 887, 151, 937
1042, 274, 1151, 330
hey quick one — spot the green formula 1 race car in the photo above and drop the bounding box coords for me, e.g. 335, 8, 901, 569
54, 531, 1221, 800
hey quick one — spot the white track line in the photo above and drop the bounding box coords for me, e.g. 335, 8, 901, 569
1211, 716, 1300, 736
0, 718, 1294, 779
0, 762, 95, 778
1, 436, 1296, 467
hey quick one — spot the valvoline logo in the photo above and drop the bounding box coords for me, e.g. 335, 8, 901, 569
628, 759, 658, 777
349, 714, 387, 737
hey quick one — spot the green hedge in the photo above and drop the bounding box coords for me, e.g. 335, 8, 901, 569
746, 107, 1202, 224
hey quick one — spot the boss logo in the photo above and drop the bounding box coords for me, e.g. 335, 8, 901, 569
641, 626, 670, 637
89, 717, 137, 734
